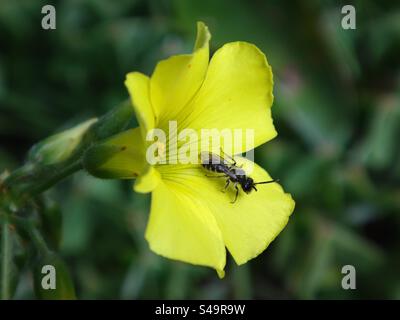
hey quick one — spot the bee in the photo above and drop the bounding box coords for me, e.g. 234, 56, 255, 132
200, 151, 277, 203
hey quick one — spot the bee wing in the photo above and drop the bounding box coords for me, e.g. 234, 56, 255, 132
234, 167, 246, 176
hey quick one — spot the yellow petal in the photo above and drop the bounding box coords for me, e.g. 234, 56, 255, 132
134, 166, 161, 193
84, 128, 146, 179
150, 21, 211, 127
178, 42, 277, 153
206, 158, 295, 265
125, 72, 155, 140
145, 178, 226, 275
158, 158, 294, 266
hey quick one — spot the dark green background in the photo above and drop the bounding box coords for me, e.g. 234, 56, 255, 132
1, 0, 399, 299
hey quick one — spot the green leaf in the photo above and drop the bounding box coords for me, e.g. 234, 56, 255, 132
361, 95, 400, 169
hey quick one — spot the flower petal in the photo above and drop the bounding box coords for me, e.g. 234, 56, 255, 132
84, 128, 146, 179
158, 158, 294, 266
125, 72, 155, 140
150, 21, 211, 127
206, 158, 295, 265
134, 166, 162, 193
145, 178, 226, 276
179, 42, 276, 153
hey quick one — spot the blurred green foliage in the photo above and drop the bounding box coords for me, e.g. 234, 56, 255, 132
0, 0, 399, 299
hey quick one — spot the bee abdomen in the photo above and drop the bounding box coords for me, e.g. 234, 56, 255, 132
202, 163, 223, 173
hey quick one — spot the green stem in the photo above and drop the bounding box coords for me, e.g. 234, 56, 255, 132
29, 226, 50, 256
4, 160, 82, 198
1, 218, 12, 300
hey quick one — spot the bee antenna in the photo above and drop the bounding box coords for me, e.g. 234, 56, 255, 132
254, 179, 279, 185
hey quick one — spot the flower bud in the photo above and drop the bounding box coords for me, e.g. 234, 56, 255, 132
28, 118, 98, 165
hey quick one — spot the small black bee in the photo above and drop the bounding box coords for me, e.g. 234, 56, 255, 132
200, 151, 277, 203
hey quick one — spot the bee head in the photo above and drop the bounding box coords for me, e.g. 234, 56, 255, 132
242, 177, 255, 193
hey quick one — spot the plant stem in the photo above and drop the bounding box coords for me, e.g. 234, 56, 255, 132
1, 218, 12, 300
4, 160, 83, 198
4, 160, 82, 196
29, 226, 50, 256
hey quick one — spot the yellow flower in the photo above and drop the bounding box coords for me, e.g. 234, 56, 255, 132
85, 22, 295, 277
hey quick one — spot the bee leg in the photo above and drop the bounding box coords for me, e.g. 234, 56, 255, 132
231, 183, 239, 204
221, 179, 230, 193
